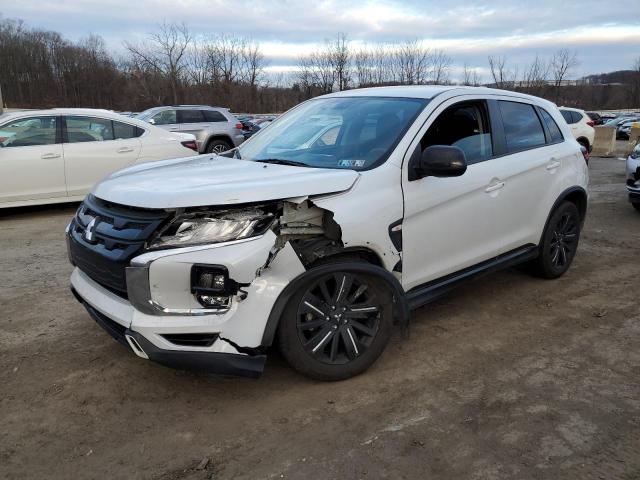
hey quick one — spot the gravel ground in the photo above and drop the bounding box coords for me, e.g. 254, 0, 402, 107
1, 153, 639, 480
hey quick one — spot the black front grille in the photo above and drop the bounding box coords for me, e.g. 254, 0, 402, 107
68, 195, 169, 296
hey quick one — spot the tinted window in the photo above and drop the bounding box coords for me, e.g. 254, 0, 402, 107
203, 110, 228, 122
499, 101, 546, 153
539, 109, 564, 143
0, 116, 57, 147
151, 110, 176, 125
178, 110, 205, 124
560, 110, 572, 124
571, 111, 583, 123
421, 102, 493, 165
65, 116, 114, 143
113, 121, 144, 139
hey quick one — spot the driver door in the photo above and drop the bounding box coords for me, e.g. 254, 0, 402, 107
401, 97, 504, 290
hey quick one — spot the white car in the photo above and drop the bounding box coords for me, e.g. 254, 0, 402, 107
68, 86, 589, 380
627, 143, 640, 211
559, 107, 595, 152
0, 109, 198, 208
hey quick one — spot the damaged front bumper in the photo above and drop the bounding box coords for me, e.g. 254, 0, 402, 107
69, 231, 305, 377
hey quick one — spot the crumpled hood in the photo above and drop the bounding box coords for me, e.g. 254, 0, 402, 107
92, 155, 359, 208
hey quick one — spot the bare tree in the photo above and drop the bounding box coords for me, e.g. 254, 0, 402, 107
462, 63, 480, 86
125, 22, 192, 104
329, 33, 350, 91
550, 49, 579, 102
430, 49, 452, 85
522, 55, 549, 94
488, 55, 517, 89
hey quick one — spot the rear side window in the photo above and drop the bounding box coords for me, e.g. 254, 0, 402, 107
65, 116, 114, 142
0, 116, 57, 147
498, 101, 546, 153
203, 110, 228, 122
571, 111, 583, 123
539, 109, 564, 143
560, 110, 573, 124
113, 121, 144, 139
178, 110, 205, 124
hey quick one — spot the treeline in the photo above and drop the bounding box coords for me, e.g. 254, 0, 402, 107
1, 17, 639, 112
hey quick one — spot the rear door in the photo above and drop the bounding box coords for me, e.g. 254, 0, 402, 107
178, 109, 210, 149
62, 116, 142, 196
482, 99, 562, 252
0, 115, 66, 204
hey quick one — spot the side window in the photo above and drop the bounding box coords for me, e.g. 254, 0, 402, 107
316, 125, 340, 146
113, 121, 144, 139
65, 116, 114, 143
498, 101, 546, 153
202, 110, 228, 122
151, 110, 176, 125
560, 110, 574, 124
571, 111, 583, 123
0, 116, 57, 147
178, 110, 205, 124
421, 101, 493, 165
539, 109, 564, 143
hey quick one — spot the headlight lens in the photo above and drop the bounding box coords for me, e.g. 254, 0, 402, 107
631, 146, 640, 159
150, 208, 274, 249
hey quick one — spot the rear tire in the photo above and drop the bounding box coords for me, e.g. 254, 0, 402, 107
205, 139, 232, 154
633, 203, 640, 213
278, 265, 394, 381
528, 201, 581, 279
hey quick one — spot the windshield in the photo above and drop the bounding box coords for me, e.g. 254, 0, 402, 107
237, 96, 428, 170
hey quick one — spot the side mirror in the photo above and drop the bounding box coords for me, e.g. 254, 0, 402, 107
409, 145, 467, 180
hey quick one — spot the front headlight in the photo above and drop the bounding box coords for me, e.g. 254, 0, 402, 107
149, 208, 274, 249
631, 146, 640, 159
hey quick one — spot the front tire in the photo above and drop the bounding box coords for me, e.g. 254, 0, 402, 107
278, 269, 394, 381
529, 201, 581, 279
632, 203, 640, 213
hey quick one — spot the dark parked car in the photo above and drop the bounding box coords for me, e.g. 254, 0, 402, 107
586, 112, 603, 125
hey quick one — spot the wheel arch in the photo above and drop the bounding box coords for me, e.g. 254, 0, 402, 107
260, 261, 409, 348
539, 186, 588, 245
576, 136, 590, 149
204, 134, 234, 152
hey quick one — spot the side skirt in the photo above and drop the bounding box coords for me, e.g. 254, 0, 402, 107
406, 244, 539, 310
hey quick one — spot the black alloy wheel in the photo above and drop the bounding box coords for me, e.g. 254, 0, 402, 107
296, 273, 381, 365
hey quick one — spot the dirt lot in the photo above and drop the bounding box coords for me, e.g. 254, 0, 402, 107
1, 153, 639, 480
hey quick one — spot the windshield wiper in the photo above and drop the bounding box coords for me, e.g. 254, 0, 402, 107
254, 158, 306, 167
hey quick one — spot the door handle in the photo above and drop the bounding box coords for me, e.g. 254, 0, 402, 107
117, 147, 134, 154
41, 153, 61, 159
485, 181, 505, 193
546, 160, 561, 170
168, 127, 179, 131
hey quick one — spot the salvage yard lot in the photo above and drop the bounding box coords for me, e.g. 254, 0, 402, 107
1, 154, 639, 479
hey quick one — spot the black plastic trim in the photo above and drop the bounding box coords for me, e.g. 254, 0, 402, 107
406, 244, 538, 310
388, 219, 403, 252
260, 262, 410, 347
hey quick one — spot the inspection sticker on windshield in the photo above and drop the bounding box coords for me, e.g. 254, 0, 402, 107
338, 159, 366, 168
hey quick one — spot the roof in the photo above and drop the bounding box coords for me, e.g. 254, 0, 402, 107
322, 85, 555, 107
0, 108, 151, 128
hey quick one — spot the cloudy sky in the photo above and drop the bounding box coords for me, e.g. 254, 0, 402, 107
2, 0, 639, 81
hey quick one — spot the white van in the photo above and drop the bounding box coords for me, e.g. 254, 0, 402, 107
67, 86, 589, 380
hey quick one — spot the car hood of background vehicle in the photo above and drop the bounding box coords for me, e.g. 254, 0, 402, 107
93, 156, 360, 208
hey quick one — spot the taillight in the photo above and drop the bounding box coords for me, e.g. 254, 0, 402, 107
586, 120, 595, 127
181, 140, 198, 152
235, 123, 243, 130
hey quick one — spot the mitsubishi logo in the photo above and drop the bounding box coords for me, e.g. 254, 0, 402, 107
83, 216, 99, 243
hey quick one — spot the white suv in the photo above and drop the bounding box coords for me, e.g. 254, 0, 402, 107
67, 86, 589, 380
559, 107, 595, 152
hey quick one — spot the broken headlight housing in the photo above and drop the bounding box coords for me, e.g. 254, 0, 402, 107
149, 207, 275, 249
631, 145, 640, 159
